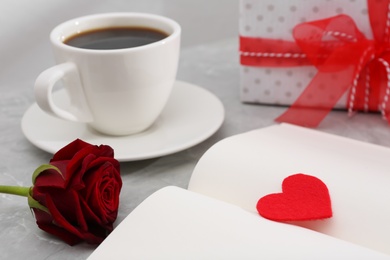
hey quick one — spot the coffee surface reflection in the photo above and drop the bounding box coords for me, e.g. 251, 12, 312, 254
64, 27, 168, 50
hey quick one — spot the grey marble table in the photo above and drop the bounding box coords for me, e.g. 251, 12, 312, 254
1, 0, 390, 259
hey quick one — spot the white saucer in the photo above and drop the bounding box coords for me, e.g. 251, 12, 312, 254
21, 81, 225, 162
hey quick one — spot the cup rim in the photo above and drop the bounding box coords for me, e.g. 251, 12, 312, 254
50, 12, 181, 53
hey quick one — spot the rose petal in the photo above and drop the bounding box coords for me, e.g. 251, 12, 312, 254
47, 195, 107, 244
48, 189, 89, 231
82, 162, 121, 222
44, 195, 84, 238
65, 145, 114, 186
51, 139, 92, 161
33, 208, 82, 246
68, 153, 97, 190
33, 168, 66, 190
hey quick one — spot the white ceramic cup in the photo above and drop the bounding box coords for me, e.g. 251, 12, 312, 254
34, 13, 181, 136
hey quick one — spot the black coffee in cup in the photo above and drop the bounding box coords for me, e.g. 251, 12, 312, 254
64, 27, 168, 50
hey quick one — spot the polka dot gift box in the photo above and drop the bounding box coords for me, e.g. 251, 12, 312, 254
239, 0, 390, 127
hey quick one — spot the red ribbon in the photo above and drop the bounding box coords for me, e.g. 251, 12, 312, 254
240, 0, 390, 127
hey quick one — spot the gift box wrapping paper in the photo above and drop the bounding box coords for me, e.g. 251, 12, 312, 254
239, 0, 372, 108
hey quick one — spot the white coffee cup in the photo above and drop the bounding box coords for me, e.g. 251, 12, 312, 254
34, 13, 181, 136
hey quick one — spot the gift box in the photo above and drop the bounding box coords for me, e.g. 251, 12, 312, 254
239, 0, 390, 127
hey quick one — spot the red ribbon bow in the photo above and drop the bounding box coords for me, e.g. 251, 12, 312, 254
240, 0, 390, 127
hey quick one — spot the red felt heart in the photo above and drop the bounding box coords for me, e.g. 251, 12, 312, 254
257, 173, 332, 221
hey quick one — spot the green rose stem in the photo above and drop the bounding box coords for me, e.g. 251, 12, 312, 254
0, 185, 30, 197
0, 164, 58, 213
0, 184, 50, 213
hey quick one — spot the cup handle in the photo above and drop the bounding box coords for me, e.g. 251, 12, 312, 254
34, 62, 93, 122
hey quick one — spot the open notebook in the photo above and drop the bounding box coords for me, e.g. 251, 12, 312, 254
88, 124, 390, 259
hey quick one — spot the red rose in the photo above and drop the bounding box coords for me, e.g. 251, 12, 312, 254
29, 139, 122, 245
